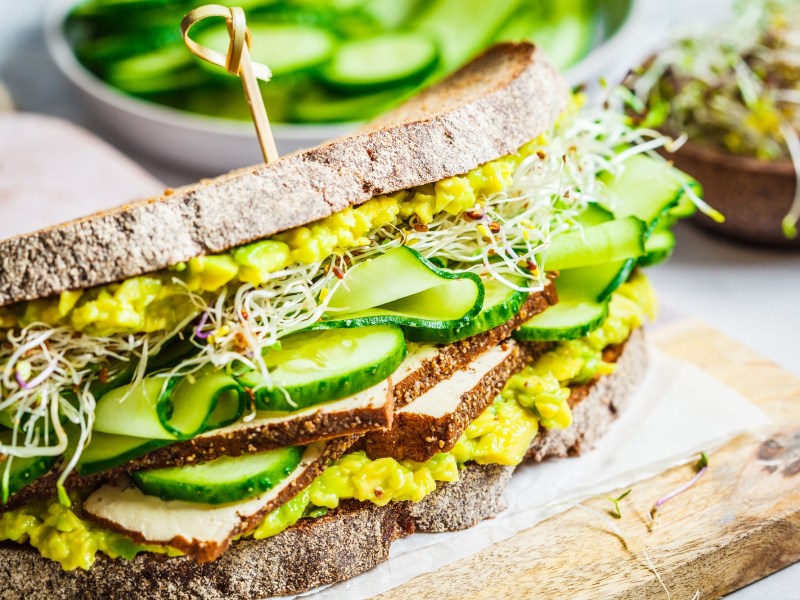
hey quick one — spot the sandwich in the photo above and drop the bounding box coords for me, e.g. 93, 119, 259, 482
0, 42, 703, 599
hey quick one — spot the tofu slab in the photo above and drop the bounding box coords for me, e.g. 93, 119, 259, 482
363, 341, 530, 462
83, 439, 351, 563
392, 282, 556, 408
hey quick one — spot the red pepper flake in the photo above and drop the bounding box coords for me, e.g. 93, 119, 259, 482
488, 221, 501, 233
332, 266, 345, 280
98, 366, 109, 384
413, 222, 429, 232
488, 249, 497, 256
240, 310, 249, 320
374, 487, 384, 498
464, 209, 484, 221
527, 260, 539, 273
536, 150, 546, 160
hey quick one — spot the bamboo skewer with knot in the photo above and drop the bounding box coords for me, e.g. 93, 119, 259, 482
181, 4, 280, 164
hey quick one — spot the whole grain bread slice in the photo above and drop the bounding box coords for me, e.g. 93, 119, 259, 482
0, 43, 567, 307
0, 328, 646, 600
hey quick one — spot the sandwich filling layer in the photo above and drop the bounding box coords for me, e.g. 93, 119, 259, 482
0, 89, 699, 493
0, 71, 703, 586
0, 274, 654, 570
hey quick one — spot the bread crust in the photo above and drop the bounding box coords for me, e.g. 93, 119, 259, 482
0, 328, 646, 599
0, 43, 568, 307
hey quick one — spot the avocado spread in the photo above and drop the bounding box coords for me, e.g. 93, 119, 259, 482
0, 499, 180, 571
0, 140, 542, 335
0, 273, 654, 570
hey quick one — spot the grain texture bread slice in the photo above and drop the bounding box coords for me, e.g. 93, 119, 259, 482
0, 328, 646, 600
0, 43, 568, 307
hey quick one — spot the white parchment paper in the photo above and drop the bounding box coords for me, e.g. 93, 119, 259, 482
300, 346, 770, 599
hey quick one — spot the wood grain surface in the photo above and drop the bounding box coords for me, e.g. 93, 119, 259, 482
376, 320, 800, 599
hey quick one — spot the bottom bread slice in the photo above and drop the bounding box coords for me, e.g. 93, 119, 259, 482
0, 328, 647, 600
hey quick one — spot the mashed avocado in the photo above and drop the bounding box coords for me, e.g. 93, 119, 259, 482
0, 273, 654, 570
0, 141, 541, 335
0, 499, 179, 571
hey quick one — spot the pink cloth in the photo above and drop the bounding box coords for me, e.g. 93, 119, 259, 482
0, 112, 162, 240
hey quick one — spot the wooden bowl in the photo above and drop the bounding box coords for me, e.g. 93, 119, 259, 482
668, 140, 800, 248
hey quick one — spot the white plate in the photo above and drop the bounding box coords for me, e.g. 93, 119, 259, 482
45, 0, 645, 174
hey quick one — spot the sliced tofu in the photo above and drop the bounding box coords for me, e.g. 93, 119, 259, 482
83, 439, 349, 563
392, 283, 557, 408
194, 378, 393, 448
363, 341, 529, 463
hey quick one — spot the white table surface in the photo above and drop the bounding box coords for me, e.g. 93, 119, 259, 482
1, 0, 799, 598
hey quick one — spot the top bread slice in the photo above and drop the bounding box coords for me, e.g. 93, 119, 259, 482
0, 42, 568, 307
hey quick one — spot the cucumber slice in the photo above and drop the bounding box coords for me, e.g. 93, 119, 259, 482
669, 186, 701, 218
575, 203, 615, 227
601, 154, 699, 232
639, 228, 676, 267
414, 0, 521, 70
405, 277, 528, 343
93, 369, 246, 440
321, 246, 483, 330
321, 32, 438, 93
132, 446, 303, 505
236, 325, 406, 411
514, 296, 608, 342
543, 217, 646, 271
1, 455, 58, 503
557, 258, 636, 303
196, 24, 335, 77
106, 45, 194, 91
291, 86, 410, 123
77, 432, 170, 476
362, 0, 419, 28
495, 0, 597, 69
514, 257, 613, 342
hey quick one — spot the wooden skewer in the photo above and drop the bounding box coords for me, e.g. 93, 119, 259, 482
181, 4, 279, 164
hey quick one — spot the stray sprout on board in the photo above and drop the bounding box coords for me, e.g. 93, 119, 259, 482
607, 488, 632, 519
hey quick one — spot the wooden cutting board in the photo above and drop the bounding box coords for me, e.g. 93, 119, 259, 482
377, 319, 800, 599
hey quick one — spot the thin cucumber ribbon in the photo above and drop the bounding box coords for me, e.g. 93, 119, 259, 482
93, 368, 247, 440
315, 246, 485, 330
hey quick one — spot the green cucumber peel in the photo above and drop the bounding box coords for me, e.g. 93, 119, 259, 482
76, 433, 171, 476
321, 32, 439, 93
639, 228, 676, 267
93, 369, 246, 440
237, 325, 406, 411
1, 454, 58, 504
196, 24, 336, 78
132, 446, 304, 505
600, 153, 701, 233
543, 217, 646, 271
320, 246, 484, 330
514, 270, 610, 342
514, 294, 608, 342
405, 276, 528, 343
413, 0, 521, 71
557, 258, 637, 303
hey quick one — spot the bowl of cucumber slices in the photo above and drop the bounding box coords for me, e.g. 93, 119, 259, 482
47, 0, 643, 174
